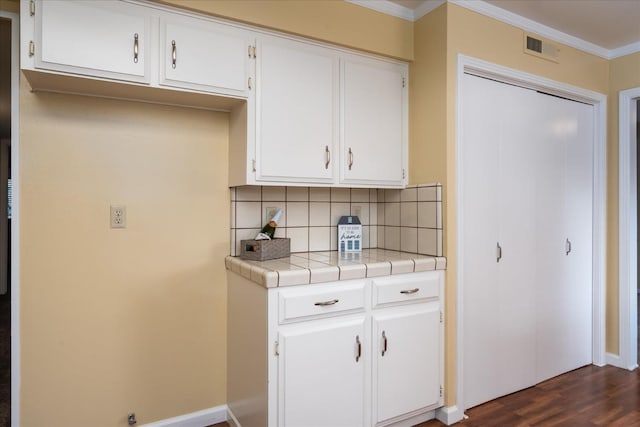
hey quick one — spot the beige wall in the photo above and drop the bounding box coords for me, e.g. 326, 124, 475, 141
19, 80, 230, 425
606, 51, 640, 352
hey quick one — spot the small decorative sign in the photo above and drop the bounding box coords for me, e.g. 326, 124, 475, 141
338, 216, 362, 253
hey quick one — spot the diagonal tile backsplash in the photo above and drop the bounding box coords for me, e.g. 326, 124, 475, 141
230, 184, 443, 257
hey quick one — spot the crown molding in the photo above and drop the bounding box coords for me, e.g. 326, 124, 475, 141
610, 41, 640, 59
414, 0, 447, 20
346, 0, 640, 60
345, 0, 415, 21
449, 0, 612, 59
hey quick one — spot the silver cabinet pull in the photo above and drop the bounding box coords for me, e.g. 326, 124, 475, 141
566, 238, 572, 256
314, 299, 339, 307
400, 288, 419, 295
325, 145, 331, 169
348, 147, 354, 170
381, 331, 388, 356
497, 242, 502, 263
355, 335, 362, 362
171, 40, 177, 69
133, 33, 139, 63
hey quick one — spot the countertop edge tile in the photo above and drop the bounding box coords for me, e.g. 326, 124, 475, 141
226, 251, 445, 287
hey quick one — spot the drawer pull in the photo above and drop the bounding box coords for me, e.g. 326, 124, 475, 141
325, 145, 331, 169
400, 288, 419, 295
133, 33, 139, 64
356, 335, 362, 362
314, 299, 339, 307
381, 331, 388, 356
171, 40, 177, 69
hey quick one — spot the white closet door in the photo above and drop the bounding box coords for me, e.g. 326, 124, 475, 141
462, 74, 537, 408
536, 95, 593, 382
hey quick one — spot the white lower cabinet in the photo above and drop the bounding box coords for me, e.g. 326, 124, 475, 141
227, 270, 444, 427
278, 316, 367, 427
373, 306, 441, 425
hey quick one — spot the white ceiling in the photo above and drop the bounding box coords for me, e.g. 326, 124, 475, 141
380, 0, 640, 58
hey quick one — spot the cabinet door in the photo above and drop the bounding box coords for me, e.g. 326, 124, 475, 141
535, 93, 593, 383
36, 0, 150, 83
160, 16, 252, 95
256, 36, 338, 184
340, 56, 407, 187
278, 316, 366, 427
372, 304, 441, 424
461, 73, 538, 409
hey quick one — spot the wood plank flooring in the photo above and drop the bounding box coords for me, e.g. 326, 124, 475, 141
212, 364, 640, 427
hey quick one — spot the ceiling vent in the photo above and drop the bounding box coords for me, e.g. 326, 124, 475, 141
524, 33, 559, 63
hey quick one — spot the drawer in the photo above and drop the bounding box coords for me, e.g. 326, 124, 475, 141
278, 280, 366, 323
372, 271, 441, 307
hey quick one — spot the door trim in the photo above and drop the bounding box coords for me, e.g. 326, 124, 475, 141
455, 54, 607, 413
617, 87, 640, 371
1, 9, 21, 427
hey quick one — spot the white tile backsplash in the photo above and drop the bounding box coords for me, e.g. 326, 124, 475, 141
286, 201, 309, 227
262, 186, 286, 201
229, 184, 443, 256
310, 187, 330, 201
287, 187, 309, 201
400, 202, 418, 227
331, 188, 350, 202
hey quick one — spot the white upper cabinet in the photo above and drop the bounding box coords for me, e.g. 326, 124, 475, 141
340, 56, 408, 187
159, 15, 253, 96
255, 35, 339, 184
35, 0, 151, 83
23, 0, 410, 188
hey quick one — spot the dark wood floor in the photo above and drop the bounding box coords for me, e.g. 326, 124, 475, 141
213, 364, 640, 427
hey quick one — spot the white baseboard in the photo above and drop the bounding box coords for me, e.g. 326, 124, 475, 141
435, 405, 465, 425
226, 408, 241, 427
606, 352, 639, 371
141, 404, 228, 427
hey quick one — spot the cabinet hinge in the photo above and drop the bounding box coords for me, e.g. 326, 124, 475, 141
440, 385, 444, 398
402, 77, 406, 88
402, 168, 406, 179
252, 45, 257, 58
252, 159, 256, 173
274, 341, 279, 356
248, 45, 256, 59
248, 76, 253, 90
30, 0, 35, 16
29, 41, 35, 57
440, 310, 444, 323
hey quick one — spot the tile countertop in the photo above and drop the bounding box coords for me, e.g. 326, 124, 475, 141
225, 249, 446, 288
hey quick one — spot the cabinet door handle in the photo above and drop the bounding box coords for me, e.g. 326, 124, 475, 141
355, 335, 362, 362
400, 288, 419, 295
133, 33, 139, 64
314, 299, 339, 307
381, 331, 388, 356
348, 147, 354, 170
325, 145, 331, 169
171, 40, 177, 69
496, 242, 502, 263
566, 238, 572, 256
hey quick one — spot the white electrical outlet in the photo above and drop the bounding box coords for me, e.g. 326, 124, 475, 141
265, 206, 279, 223
110, 205, 126, 228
